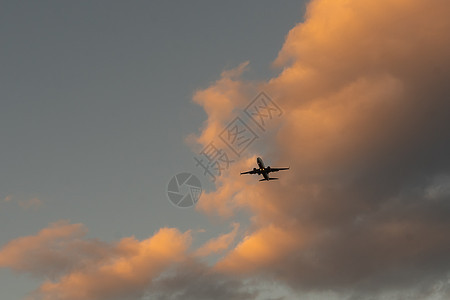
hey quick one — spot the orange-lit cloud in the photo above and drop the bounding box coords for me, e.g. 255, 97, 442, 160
0, 220, 88, 277
189, 61, 254, 149
215, 224, 306, 274
35, 228, 191, 300
1, 194, 43, 210
19, 197, 43, 210
0, 221, 192, 300
192, 0, 450, 296
195, 222, 240, 257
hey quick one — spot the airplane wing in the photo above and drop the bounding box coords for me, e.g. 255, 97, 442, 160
240, 169, 258, 175
268, 167, 290, 172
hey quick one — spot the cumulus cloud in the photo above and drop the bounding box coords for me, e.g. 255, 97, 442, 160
0, 221, 192, 300
188, 61, 254, 149
0, 220, 89, 278
0, 221, 260, 300
193, 0, 450, 297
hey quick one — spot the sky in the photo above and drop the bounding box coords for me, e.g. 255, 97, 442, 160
1, 1, 450, 300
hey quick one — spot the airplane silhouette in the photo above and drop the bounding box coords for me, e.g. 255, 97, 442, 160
240, 157, 289, 181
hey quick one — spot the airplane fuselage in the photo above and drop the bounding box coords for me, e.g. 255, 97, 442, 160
257, 157, 270, 180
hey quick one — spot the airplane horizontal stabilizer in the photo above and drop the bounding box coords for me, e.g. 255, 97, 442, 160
259, 178, 278, 181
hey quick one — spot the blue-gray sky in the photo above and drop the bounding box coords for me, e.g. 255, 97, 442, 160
2, 1, 450, 300
0, 1, 305, 299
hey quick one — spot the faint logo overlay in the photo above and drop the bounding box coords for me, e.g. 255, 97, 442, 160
194, 91, 283, 183
167, 172, 202, 208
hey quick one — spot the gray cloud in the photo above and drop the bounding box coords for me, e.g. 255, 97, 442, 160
148, 260, 258, 300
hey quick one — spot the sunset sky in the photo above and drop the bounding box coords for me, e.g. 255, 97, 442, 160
1, 1, 450, 299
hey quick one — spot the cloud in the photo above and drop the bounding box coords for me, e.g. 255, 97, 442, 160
0, 220, 89, 278
0, 221, 192, 300
0, 221, 261, 300
195, 222, 240, 257
148, 260, 258, 300
19, 197, 43, 210
425, 175, 450, 200
1, 194, 43, 210
192, 0, 450, 297
215, 224, 306, 274
188, 61, 254, 149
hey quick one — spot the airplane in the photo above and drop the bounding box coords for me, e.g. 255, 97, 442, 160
240, 157, 289, 181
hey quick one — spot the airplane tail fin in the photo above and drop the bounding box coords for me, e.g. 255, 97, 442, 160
259, 178, 278, 181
